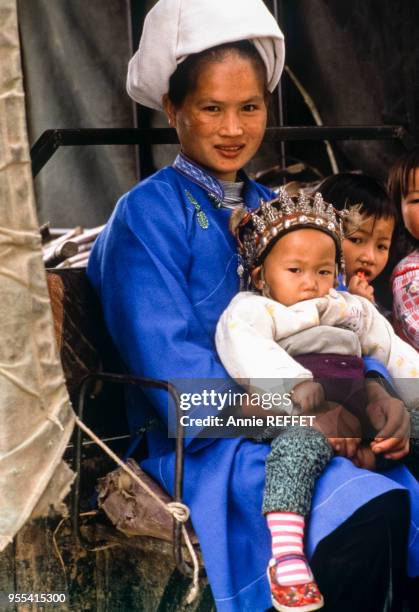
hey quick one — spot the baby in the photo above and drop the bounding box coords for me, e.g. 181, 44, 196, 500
216, 189, 419, 612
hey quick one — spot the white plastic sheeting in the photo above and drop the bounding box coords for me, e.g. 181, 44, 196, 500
0, 0, 74, 551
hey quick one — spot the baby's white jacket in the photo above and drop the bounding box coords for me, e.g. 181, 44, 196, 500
215, 289, 419, 410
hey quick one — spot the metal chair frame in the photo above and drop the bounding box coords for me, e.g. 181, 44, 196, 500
71, 371, 193, 577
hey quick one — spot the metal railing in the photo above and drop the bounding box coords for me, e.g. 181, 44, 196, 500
31, 125, 415, 178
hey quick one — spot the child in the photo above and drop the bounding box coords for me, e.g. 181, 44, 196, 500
388, 147, 419, 351
216, 188, 418, 612
317, 173, 396, 309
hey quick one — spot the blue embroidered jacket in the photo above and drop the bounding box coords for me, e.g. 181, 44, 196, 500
87, 155, 273, 451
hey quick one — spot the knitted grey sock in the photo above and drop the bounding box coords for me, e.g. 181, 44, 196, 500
262, 427, 333, 515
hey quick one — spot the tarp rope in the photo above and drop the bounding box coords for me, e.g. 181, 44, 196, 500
74, 416, 200, 604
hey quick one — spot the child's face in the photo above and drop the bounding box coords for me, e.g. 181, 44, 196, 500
163, 53, 267, 181
343, 215, 394, 282
401, 167, 419, 240
253, 229, 336, 306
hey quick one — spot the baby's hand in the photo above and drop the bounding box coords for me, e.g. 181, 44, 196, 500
348, 273, 375, 302
316, 289, 364, 332
291, 381, 325, 412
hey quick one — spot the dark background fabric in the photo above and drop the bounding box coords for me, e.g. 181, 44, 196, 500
18, 0, 419, 227
18, 0, 138, 227
283, 0, 419, 180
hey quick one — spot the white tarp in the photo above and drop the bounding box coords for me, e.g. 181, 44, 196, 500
0, 0, 75, 550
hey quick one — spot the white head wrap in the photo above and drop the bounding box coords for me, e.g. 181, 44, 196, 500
127, 0, 285, 111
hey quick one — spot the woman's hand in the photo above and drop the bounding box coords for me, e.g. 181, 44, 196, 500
311, 401, 362, 458
348, 274, 375, 302
367, 385, 411, 459
328, 437, 362, 459
291, 381, 325, 412
352, 445, 377, 470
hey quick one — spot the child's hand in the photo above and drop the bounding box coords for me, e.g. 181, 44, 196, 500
291, 381, 325, 412
367, 395, 410, 460
348, 273, 375, 302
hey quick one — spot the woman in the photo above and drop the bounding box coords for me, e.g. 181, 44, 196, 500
87, 1, 416, 610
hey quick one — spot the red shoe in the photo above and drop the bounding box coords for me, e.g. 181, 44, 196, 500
267, 554, 324, 612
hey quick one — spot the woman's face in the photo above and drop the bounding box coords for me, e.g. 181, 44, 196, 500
343, 215, 394, 282
164, 53, 267, 181
401, 167, 419, 240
